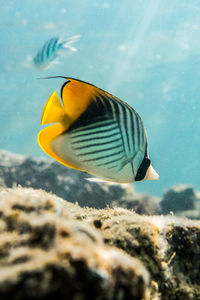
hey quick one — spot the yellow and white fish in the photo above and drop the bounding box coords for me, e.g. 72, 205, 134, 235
38, 77, 159, 183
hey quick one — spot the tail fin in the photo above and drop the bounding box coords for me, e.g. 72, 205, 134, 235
60, 35, 81, 52
41, 91, 65, 125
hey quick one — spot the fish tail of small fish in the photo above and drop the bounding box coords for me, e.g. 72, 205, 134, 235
59, 35, 81, 52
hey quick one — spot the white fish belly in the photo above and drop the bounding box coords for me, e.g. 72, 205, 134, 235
50, 133, 135, 183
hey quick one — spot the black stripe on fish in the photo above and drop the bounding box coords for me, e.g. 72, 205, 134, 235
132, 113, 138, 152
121, 102, 131, 155
72, 137, 122, 150
104, 96, 138, 153
46, 39, 54, 59
110, 94, 146, 156
48, 38, 58, 60
41, 39, 50, 62
76, 143, 123, 157
135, 156, 150, 181
135, 114, 140, 149
52, 38, 59, 52
71, 130, 120, 142
73, 119, 118, 134
106, 97, 126, 148
106, 95, 130, 157
114, 100, 128, 153
96, 155, 125, 167
127, 108, 135, 154
107, 92, 147, 159
82, 149, 124, 162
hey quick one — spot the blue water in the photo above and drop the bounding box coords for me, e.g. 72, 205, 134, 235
0, 0, 199, 196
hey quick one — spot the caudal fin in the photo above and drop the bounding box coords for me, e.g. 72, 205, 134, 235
60, 35, 81, 52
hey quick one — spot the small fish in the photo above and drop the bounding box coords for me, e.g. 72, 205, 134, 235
33, 35, 80, 70
38, 77, 159, 183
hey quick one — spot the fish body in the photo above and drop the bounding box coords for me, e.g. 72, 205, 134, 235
38, 77, 159, 183
33, 35, 80, 69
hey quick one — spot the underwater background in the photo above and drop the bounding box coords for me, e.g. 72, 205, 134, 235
0, 0, 199, 197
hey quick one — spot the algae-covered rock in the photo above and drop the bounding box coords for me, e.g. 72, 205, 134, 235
78, 207, 200, 299
0, 187, 200, 299
0, 188, 149, 300
111, 193, 161, 215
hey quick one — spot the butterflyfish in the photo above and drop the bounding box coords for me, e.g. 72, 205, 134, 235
33, 35, 80, 70
38, 77, 159, 183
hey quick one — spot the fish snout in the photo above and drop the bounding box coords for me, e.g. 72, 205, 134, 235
144, 165, 159, 181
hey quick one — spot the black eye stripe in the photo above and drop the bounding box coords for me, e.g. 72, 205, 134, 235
135, 157, 151, 181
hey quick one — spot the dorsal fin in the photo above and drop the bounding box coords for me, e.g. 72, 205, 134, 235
41, 91, 65, 125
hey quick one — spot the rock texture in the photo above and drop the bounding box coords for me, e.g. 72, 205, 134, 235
0, 187, 200, 299
0, 150, 160, 214
83, 209, 200, 300
1, 150, 200, 219
161, 185, 200, 219
0, 188, 149, 300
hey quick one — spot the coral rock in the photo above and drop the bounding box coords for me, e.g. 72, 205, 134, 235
79, 207, 200, 299
0, 188, 149, 300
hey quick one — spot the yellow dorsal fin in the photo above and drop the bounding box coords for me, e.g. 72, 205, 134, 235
41, 91, 65, 125
60, 78, 97, 124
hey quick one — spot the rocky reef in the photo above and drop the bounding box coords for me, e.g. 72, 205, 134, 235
0, 188, 149, 300
0, 187, 200, 299
1, 150, 200, 299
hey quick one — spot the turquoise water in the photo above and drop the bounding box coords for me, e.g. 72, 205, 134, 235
0, 0, 199, 196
